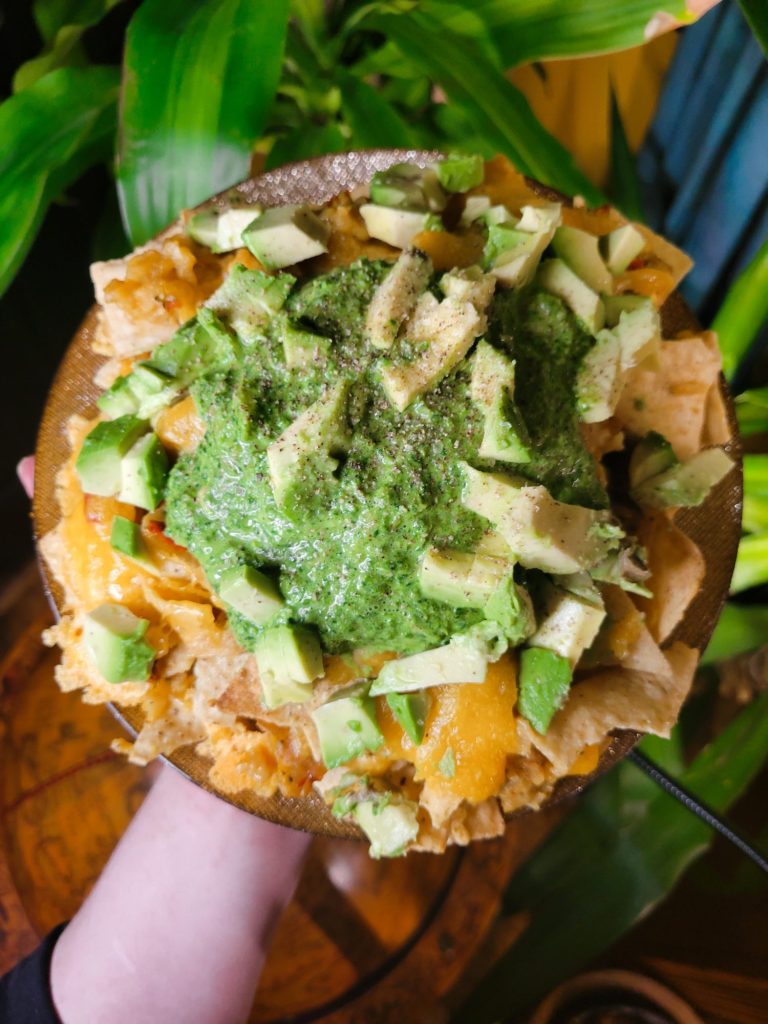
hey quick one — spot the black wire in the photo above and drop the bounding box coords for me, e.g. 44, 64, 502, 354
628, 749, 768, 875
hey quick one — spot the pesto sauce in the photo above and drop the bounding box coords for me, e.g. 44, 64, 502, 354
164, 259, 604, 654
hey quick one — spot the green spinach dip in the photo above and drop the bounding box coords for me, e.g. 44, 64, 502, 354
164, 257, 605, 654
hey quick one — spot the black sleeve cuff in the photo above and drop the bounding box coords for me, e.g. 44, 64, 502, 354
0, 923, 67, 1023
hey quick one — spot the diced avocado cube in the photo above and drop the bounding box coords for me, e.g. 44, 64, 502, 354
434, 152, 484, 192
380, 293, 484, 411
530, 585, 606, 666
118, 433, 169, 511
186, 204, 261, 253
253, 624, 323, 708
613, 302, 660, 371
483, 223, 528, 268
460, 463, 622, 575
481, 204, 515, 228
266, 382, 350, 513
75, 415, 148, 497
311, 684, 384, 768
97, 376, 140, 419
439, 266, 496, 310
142, 309, 239, 387
110, 516, 158, 574
631, 447, 735, 510
366, 249, 432, 351
205, 265, 295, 344
537, 258, 605, 335
629, 431, 678, 488
276, 316, 329, 368
218, 565, 284, 626
516, 204, 562, 233
353, 798, 419, 858
242, 204, 330, 269
360, 204, 443, 249
518, 646, 572, 734
576, 329, 623, 424
487, 204, 561, 288
385, 691, 430, 746
419, 548, 509, 608
470, 340, 530, 464
460, 194, 491, 226
483, 576, 536, 646
127, 364, 181, 419
552, 226, 613, 295
370, 636, 488, 696
370, 162, 446, 212
603, 293, 648, 326
83, 603, 156, 684
603, 223, 645, 274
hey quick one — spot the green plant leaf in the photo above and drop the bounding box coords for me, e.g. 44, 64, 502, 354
337, 71, 419, 148
34, 0, 124, 42
713, 237, 768, 382
370, 9, 603, 203
266, 123, 348, 170
455, 693, 768, 1021
118, 0, 290, 245
702, 602, 768, 664
426, 0, 694, 67
607, 85, 644, 221
739, 0, 768, 60
736, 387, 768, 436
743, 453, 768, 495
731, 533, 768, 594
0, 66, 119, 297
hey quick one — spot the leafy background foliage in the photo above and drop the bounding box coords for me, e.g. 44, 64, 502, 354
0, 1, 766, 1016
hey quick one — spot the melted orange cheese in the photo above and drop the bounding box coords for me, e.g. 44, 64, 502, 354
154, 395, 206, 456
615, 265, 675, 305
411, 229, 484, 271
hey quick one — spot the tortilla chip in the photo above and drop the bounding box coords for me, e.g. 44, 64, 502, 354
616, 333, 722, 458
636, 224, 693, 286
122, 689, 207, 766
635, 513, 706, 643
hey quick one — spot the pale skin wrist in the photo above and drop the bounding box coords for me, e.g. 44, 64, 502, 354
50, 765, 311, 1024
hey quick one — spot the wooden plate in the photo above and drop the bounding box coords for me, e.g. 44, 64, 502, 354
32, 150, 743, 841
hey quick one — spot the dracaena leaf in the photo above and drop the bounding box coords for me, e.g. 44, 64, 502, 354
118, 0, 290, 244
739, 0, 768, 60
337, 71, 420, 149
607, 86, 645, 221
713, 237, 768, 382
33, 0, 125, 42
0, 66, 119, 297
370, 9, 603, 203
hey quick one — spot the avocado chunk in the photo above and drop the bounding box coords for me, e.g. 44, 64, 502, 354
434, 152, 484, 192
488, 204, 561, 288
360, 204, 443, 249
518, 646, 572, 734
83, 603, 156, 684
603, 293, 648, 327
353, 798, 420, 858
419, 548, 510, 608
370, 162, 446, 211
460, 464, 623, 575
385, 691, 430, 746
186, 204, 261, 253
369, 635, 488, 696
118, 433, 169, 511
603, 223, 645, 274
575, 329, 623, 424
205, 265, 295, 343
242, 204, 330, 269
537, 259, 605, 335
483, 576, 536, 646
380, 292, 485, 411
529, 584, 606, 666
366, 249, 432, 351
613, 301, 661, 371
110, 516, 157, 574
470, 340, 531, 463
629, 431, 678, 488
138, 309, 239, 400
218, 565, 284, 626
97, 376, 141, 419
266, 382, 350, 513
552, 226, 613, 295
460, 194, 491, 226
128, 364, 182, 418
275, 316, 330, 368
631, 447, 735, 510
75, 415, 148, 497
440, 266, 497, 310
311, 684, 384, 768
253, 624, 323, 708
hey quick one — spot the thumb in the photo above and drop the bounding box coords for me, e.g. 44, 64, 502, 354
17, 456, 35, 499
